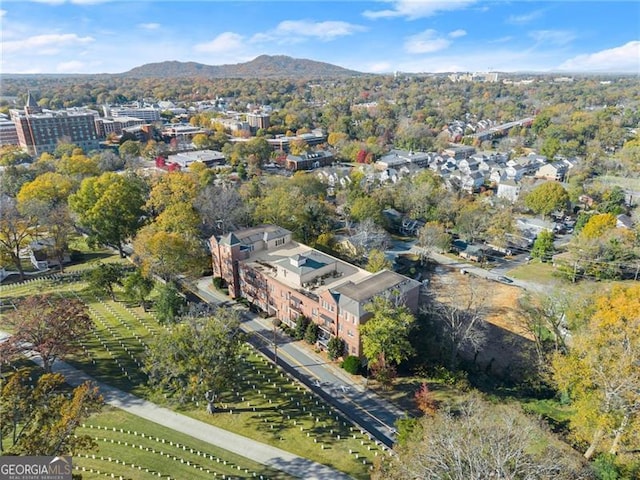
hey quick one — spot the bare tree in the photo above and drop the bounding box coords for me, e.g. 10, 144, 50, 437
350, 218, 390, 258
425, 279, 487, 370
375, 393, 593, 480
195, 184, 249, 237
517, 289, 570, 369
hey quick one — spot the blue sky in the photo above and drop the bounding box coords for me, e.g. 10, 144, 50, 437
1, 1, 639, 74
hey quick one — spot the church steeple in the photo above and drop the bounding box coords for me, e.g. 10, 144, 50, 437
25, 90, 41, 114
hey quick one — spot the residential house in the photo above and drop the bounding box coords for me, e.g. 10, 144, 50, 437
460, 245, 487, 262
28, 238, 70, 271
210, 225, 421, 357
616, 214, 633, 229
535, 161, 567, 181
461, 171, 485, 192
497, 178, 521, 202
505, 164, 528, 181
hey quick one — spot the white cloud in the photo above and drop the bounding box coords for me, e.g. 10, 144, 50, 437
194, 32, 245, 53
507, 9, 544, 25
404, 29, 450, 54
0, 9, 6, 17
365, 61, 393, 73
559, 41, 640, 73
363, 0, 476, 20
253, 20, 366, 44
138, 23, 161, 31
2, 33, 94, 54
529, 30, 576, 46
56, 60, 87, 73
448, 29, 467, 38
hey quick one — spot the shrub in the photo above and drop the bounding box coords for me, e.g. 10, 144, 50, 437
341, 355, 361, 375
294, 315, 310, 340
327, 337, 345, 360
212, 277, 226, 289
304, 322, 319, 345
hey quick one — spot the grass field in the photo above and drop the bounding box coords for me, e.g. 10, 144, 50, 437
73, 407, 293, 480
0, 262, 384, 479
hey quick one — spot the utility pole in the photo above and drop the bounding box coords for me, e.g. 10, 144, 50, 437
272, 319, 278, 365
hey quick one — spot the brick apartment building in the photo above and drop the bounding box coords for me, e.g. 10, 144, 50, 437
10, 92, 100, 156
210, 225, 421, 357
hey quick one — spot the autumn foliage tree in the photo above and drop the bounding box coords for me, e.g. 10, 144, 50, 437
0, 370, 103, 455
552, 285, 640, 460
2, 295, 94, 373
524, 181, 570, 218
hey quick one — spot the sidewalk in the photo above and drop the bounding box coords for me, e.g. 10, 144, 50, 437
192, 278, 407, 447
24, 351, 352, 480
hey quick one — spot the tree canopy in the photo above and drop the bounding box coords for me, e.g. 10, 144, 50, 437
552, 285, 640, 460
1, 294, 94, 373
524, 181, 569, 218
144, 308, 244, 405
69, 172, 147, 257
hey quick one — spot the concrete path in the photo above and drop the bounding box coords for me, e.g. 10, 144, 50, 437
193, 278, 405, 447
21, 351, 352, 480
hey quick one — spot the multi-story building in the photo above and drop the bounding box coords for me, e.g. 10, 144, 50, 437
95, 116, 146, 137
246, 112, 270, 131
104, 105, 161, 123
10, 93, 100, 155
211, 225, 421, 357
0, 115, 19, 146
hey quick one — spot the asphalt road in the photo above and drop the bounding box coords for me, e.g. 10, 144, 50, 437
193, 278, 404, 448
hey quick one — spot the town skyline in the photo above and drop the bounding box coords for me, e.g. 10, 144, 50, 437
1, 0, 639, 75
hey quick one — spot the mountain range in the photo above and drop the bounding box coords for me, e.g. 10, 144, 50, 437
122, 55, 363, 78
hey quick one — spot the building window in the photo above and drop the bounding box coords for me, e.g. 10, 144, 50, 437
347, 330, 353, 337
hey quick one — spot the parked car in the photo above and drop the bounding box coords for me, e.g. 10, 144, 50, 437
496, 276, 514, 284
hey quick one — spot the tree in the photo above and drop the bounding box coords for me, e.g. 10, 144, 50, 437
132, 225, 207, 281
304, 322, 319, 345
69, 172, 147, 257
375, 394, 591, 480
84, 262, 125, 301
579, 213, 617, 240
414, 383, 438, 417
2, 295, 93, 373
552, 285, 640, 460
195, 185, 248, 236
348, 195, 384, 225
327, 336, 345, 360
360, 296, 415, 386
16, 172, 75, 206
0, 145, 31, 166
524, 181, 569, 218
0, 370, 102, 455
0, 196, 37, 281
144, 308, 244, 406
531, 230, 555, 261
517, 291, 570, 370
426, 279, 487, 370
366, 249, 392, 272
119, 139, 141, 160
155, 282, 186, 323
417, 222, 451, 256
123, 269, 154, 311
294, 315, 310, 341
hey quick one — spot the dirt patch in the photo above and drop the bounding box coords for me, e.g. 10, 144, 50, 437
427, 266, 535, 379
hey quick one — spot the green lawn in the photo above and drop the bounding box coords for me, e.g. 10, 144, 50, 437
74, 407, 293, 480
0, 277, 386, 479
508, 260, 559, 284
